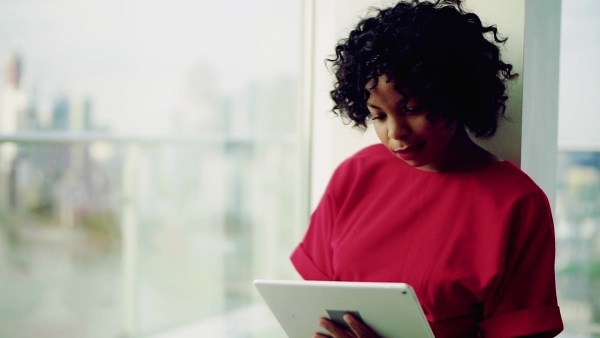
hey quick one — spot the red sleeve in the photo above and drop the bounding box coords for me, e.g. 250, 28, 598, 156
290, 163, 347, 281
290, 154, 362, 281
290, 188, 336, 280
479, 190, 563, 337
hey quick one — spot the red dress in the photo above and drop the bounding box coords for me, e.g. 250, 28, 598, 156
291, 144, 563, 337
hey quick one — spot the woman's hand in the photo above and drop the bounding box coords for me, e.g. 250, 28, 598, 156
313, 313, 378, 338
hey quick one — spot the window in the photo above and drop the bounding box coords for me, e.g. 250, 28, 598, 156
0, 1, 304, 337
555, 0, 600, 335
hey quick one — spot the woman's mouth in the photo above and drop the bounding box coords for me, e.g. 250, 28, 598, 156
393, 143, 425, 161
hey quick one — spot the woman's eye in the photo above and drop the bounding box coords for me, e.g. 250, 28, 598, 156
403, 107, 423, 115
370, 114, 385, 120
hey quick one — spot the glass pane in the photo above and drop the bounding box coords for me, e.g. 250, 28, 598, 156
556, 151, 600, 335
134, 141, 300, 336
0, 142, 123, 338
0, 0, 302, 337
556, 0, 600, 336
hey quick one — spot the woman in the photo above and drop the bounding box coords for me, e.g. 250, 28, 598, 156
290, 0, 564, 337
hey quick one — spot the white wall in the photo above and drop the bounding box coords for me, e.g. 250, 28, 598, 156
521, 0, 561, 210
309, 0, 526, 209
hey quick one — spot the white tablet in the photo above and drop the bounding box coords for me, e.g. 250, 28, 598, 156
254, 279, 434, 338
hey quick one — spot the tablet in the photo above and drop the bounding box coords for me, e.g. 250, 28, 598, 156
254, 279, 434, 338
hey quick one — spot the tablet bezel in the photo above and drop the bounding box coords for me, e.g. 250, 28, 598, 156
254, 279, 434, 338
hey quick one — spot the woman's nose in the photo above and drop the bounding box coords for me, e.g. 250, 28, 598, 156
387, 116, 409, 140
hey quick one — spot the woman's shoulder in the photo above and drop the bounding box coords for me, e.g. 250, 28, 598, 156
483, 161, 540, 187
471, 160, 550, 202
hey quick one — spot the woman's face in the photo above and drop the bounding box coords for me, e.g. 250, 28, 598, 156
366, 77, 459, 172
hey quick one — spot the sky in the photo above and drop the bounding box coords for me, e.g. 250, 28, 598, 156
558, 0, 600, 149
0, 0, 302, 134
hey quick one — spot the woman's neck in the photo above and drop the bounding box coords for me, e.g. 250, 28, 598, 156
436, 128, 501, 173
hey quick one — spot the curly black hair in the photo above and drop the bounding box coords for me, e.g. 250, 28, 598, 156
327, 0, 517, 138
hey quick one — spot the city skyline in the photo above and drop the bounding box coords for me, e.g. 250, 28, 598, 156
0, 0, 301, 135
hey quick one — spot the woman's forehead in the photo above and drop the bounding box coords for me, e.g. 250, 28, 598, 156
365, 76, 415, 103
364, 75, 393, 90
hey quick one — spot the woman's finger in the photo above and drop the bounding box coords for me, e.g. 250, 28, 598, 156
313, 333, 333, 338
344, 314, 376, 338
318, 317, 353, 338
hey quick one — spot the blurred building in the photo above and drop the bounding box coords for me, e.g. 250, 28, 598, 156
0, 53, 32, 209
0, 52, 115, 233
